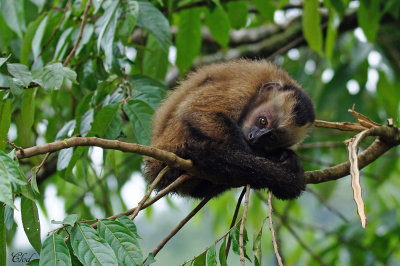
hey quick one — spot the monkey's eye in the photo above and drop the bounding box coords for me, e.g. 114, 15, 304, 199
258, 117, 267, 128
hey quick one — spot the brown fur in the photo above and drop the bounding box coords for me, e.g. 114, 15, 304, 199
144, 59, 313, 199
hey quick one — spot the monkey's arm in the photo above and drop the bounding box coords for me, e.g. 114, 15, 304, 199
184, 141, 305, 200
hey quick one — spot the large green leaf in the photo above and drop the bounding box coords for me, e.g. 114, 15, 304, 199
218, 237, 227, 266
357, 0, 381, 42
39, 234, 71, 266
116, 215, 140, 239
123, 99, 154, 145
89, 103, 121, 139
130, 75, 167, 110
32, 63, 77, 91
31, 12, 50, 59
303, 0, 323, 56
21, 88, 35, 130
204, 6, 230, 48
53, 27, 73, 61
0, 155, 15, 208
0, 0, 25, 39
207, 244, 217, 266
192, 251, 206, 266
0, 98, 11, 150
7, 63, 33, 87
143, 34, 169, 81
96, 1, 119, 65
70, 223, 118, 265
252, 0, 275, 21
176, 7, 201, 74
57, 147, 73, 171
20, 15, 43, 65
137, 0, 171, 51
226, 1, 248, 29
21, 196, 41, 253
325, 11, 339, 62
119, 0, 139, 36
97, 219, 142, 265
0, 150, 26, 186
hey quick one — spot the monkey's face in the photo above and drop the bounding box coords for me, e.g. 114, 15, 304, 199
241, 83, 315, 151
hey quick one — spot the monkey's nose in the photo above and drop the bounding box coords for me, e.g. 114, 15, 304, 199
248, 133, 254, 140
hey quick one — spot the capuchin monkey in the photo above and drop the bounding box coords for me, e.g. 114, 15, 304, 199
144, 59, 315, 200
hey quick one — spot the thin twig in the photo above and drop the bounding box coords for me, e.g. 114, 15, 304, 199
268, 191, 283, 266
239, 185, 251, 266
129, 166, 170, 220
226, 187, 247, 258
144, 195, 213, 263
28, 152, 51, 182
258, 193, 327, 266
63, 0, 92, 66
92, 174, 192, 229
7, 141, 25, 155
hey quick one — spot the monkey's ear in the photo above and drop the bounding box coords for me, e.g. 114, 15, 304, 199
258, 82, 282, 95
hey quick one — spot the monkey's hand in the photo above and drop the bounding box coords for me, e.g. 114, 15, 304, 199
272, 149, 303, 172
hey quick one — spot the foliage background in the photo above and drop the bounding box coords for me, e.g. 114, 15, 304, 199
0, 0, 400, 265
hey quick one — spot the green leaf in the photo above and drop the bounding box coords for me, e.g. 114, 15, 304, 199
0, 55, 10, 67
51, 214, 79, 226
303, 0, 323, 55
27, 259, 40, 266
7, 63, 33, 87
230, 225, 251, 261
79, 109, 94, 137
218, 237, 227, 266
143, 253, 155, 266
57, 148, 73, 171
96, 1, 119, 65
325, 11, 339, 62
21, 15, 43, 65
357, 0, 381, 42
54, 27, 73, 61
123, 99, 154, 145
21, 88, 35, 130
0, 150, 27, 186
89, 103, 121, 139
137, 0, 171, 51
4, 205, 13, 230
0, 99, 11, 150
0, 0, 25, 39
130, 75, 167, 110
21, 196, 41, 253
31, 12, 50, 59
116, 215, 140, 239
226, 1, 248, 29
176, 7, 201, 74
252, 0, 275, 21
253, 220, 265, 266
207, 244, 217, 266
39, 234, 72, 266
119, 0, 139, 36
97, 219, 142, 265
8, 77, 24, 95
143, 34, 169, 81
0, 204, 5, 266
55, 120, 76, 140
20, 183, 37, 201
75, 24, 94, 55
193, 251, 206, 266
32, 63, 77, 91
70, 223, 118, 265
204, 6, 230, 48
30, 167, 39, 194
